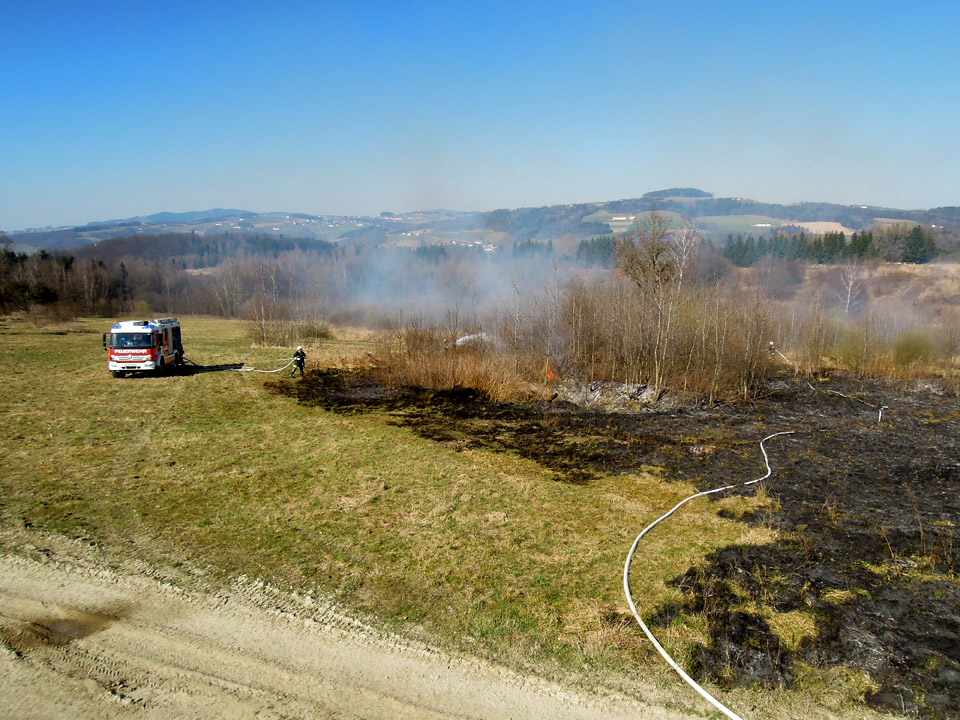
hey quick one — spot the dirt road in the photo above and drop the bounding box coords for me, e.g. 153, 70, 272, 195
0, 536, 693, 720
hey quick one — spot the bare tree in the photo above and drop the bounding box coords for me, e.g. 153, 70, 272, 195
214, 260, 245, 317
839, 260, 863, 316
617, 212, 675, 290
615, 211, 678, 394
669, 223, 701, 294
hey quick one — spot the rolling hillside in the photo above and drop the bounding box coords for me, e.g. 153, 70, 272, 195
4, 189, 959, 255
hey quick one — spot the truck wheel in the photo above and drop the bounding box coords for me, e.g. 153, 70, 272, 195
112, 370, 125, 379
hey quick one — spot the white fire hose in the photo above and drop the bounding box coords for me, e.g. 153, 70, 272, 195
182, 356, 299, 374
233, 357, 298, 373
625, 345, 893, 718
623, 431, 794, 720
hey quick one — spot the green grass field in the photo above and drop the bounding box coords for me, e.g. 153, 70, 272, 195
0, 314, 880, 716
694, 215, 786, 236
581, 210, 687, 235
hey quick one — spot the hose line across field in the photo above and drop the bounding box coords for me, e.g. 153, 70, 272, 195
622, 430, 795, 720
182, 357, 297, 374
771, 346, 888, 423
232, 358, 297, 373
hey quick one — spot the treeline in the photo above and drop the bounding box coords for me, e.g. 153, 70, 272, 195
575, 236, 616, 266
512, 239, 554, 257
723, 225, 938, 267
380, 218, 773, 402
70, 232, 337, 268
2, 222, 949, 324
641, 187, 713, 200
0, 247, 212, 318
379, 217, 960, 403
481, 205, 611, 241
0, 231, 565, 325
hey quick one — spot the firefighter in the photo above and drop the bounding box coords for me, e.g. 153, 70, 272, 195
290, 346, 306, 377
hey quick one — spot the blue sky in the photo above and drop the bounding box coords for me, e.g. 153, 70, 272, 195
3, 1, 959, 230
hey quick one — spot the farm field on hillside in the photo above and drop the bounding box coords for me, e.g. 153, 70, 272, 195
696, 215, 787, 235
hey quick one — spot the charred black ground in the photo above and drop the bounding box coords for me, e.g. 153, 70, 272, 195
272, 370, 960, 717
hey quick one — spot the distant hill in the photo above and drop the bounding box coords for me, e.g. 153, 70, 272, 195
140, 209, 255, 225
642, 188, 714, 200
4, 189, 960, 255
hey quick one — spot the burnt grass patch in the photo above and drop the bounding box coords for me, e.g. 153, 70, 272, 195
272, 369, 960, 717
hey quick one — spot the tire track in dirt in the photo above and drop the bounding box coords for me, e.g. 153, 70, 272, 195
0, 540, 696, 720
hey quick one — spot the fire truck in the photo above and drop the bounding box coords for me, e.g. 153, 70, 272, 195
103, 317, 184, 378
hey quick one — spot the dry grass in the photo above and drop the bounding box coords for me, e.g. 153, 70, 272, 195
792, 221, 858, 235
868, 262, 960, 305
372, 328, 549, 402
768, 266, 960, 386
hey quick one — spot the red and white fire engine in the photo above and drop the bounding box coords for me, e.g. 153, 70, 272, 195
103, 317, 184, 378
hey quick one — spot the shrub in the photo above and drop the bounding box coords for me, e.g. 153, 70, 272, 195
373, 327, 540, 402
832, 323, 868, 375
894, 329, 936, 369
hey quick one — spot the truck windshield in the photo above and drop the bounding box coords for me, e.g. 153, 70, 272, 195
111, 333, 153, 349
